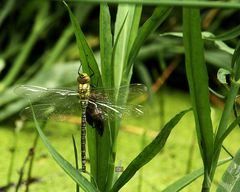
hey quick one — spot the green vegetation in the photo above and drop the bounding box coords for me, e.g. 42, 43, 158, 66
1, 0, 240, 191
0, 89, 239, 191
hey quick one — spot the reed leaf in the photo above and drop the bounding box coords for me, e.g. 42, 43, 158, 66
64, 1, 102, 86
217, 150, 240, 192
31, 104, 97, 192
67, 0, 240, 9
163, 158, 232, 192
127, 7, 172, 77
110, 109, 191, 192
183, 7, 214, 190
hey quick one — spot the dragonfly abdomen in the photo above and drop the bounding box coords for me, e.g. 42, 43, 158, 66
80, 100, 88, 172
77, 73, 91, 173
86, 102, 104, 136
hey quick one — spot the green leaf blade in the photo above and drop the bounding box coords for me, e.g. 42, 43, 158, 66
100, 3, 113, 88
31, 105, 97, 192
183, 8, 214, 172
163, 158, 231, 192
217, 149, 240, 192
110, 109, 191, 192
127, 7, 172, 77
113, 4, 141, 86
64, 1, 102, 86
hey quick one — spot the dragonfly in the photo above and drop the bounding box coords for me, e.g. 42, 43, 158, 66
15, 72, 147, 173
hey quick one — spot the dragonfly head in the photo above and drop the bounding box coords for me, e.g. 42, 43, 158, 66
77, 73, 90, 84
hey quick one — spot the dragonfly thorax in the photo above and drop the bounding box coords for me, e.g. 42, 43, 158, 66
78, 83, 90, 100
78, 73, 91, 100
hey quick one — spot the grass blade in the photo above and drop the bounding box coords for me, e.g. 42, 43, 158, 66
215, 42, 240, 145
110, 109, 191, 192
183, 8, 214, 188
64, 1, 102, 86
215, 116, 240, 149
211, 43, 240, 181
232, 41, 240, 81
217, 149, 240, 192
113, 4, 141, 86
208, 25, 240, 41
100, 3, 113, 88
31, 105, 97, 192
127, 7, 172, 77
72, 135, 80, 192
163, 158, 232, 192
65, 0, 240, 9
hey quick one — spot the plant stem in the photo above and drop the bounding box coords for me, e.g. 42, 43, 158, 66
202, 171, 211, 192
70, 0, 240, 9
25, 133, 39, 192
210, 82, 240, 181
7, 129, 19, 184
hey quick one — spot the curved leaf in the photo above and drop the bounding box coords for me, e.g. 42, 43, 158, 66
67, 0, 240, 9
64, 1, 102, 86
217, 149, 240, 192
163, 158, 232, 192
215, 116, 240, 151
31, 104, 97, 192
208, 25, 240, 41
183, 8, 214, 176
110, 108, 191, 192
127, 7, 172, 76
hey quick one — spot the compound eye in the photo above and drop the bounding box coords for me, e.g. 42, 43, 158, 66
77, 73, 90, 84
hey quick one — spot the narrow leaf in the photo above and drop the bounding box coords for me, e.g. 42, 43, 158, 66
100, 3, 113, 88
232, 41, 240, 81
217, 149, 240, 192
163, 158, 232, 192
161, 31, 235, 55
215, 43, 240, 145
183, 8, 214, 171
212, 43, 240, 183
110, 109, 191, 192
65, 0, 240, 9
72, 135, 80, 192
113, 4, 140, 86
64, 1, 102, 86
127, 7, 172, 76
208, 25, 240, 41
216, 116, 240, 149
31, 105, 97, 192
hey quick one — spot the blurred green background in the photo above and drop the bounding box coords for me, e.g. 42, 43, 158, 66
0, 1, 239, 191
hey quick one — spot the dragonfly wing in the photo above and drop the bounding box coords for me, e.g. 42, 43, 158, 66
15, 85, 79, 104
91, 100, 144, 120
15, 85, 81, 121
88, 84, 147, 119
90, 84, 148, 103
16, 84, 147, 121
119, 84, 148, 101
20, 103, 82, 121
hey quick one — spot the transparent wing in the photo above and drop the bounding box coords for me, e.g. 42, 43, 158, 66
19, 104, 81, 121
15, 84, 147, 121
91, 100, 144, 119
90, 84, 148, 103
89, 83, 147, 118
15, 85, 81, 121
15, 85, 79, 104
